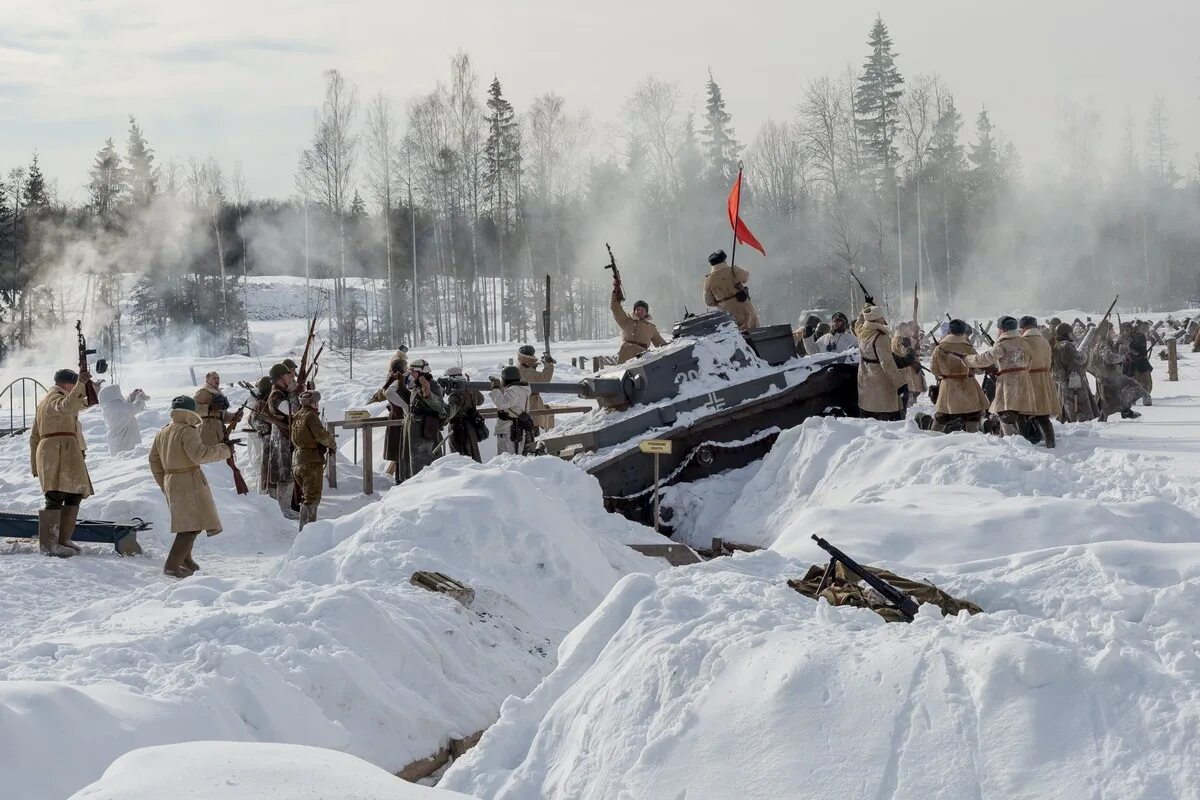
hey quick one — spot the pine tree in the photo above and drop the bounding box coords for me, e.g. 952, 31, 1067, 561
88, 138, 127, 222
125, 116, 158, 208
966, 107, 1000, 205
349, 189, 367, 219
22, 154, 49, 212
701, 70, 740, 188
484, 76, 520, 231
854, 16, 904, 184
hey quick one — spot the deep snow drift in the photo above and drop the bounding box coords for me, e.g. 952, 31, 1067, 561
70, 741, 475, 799
0, 451, 659, 799
442, 416, 1200, 799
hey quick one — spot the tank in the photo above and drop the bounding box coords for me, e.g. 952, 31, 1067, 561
451, 311, 859, 527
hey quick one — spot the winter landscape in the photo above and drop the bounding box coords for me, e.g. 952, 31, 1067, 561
4, 2, 1200, 799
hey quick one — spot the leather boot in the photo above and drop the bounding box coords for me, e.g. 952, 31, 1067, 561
59, 505, 83, 554
1037, 417, 1056, 449
1000, 422, 1021, 437
163, 533, 198, 578
963, 420, 981, 433
183, 533, 200, 573
38, 509, 72, 557
298, 504, 317, 531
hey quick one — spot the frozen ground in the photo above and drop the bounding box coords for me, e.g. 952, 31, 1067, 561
3, 296, 1200, 798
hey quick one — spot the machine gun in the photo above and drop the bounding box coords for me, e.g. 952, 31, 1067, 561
811, 535, 919, 622
605, 243, 624, 302
75, 320, 107, 407
223, 402, 250, 495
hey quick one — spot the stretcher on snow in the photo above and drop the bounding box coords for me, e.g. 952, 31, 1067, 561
0, 511, 149, 556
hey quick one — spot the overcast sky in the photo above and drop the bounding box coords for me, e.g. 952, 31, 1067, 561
3, 0, 1197, 202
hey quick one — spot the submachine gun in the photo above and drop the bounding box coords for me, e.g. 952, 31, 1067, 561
605, 243, 624, 303
811, 535, 919, 622
75, 320, 108, 407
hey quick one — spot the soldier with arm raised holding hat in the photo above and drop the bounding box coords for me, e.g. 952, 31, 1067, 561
30, 367, 95, 557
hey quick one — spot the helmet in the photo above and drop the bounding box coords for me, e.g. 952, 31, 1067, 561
409, 358, 429, 371
269, 363, 289, 381
708, 249, 727, 266
444, 366, 464, 378
255, 377, 272, 397
998, 316, 1019, 332
633, 300, 649, 314
282, 358, 298, 371
171, 395, 197, 411
501, 365, 521, 384
519, 345, 536, 357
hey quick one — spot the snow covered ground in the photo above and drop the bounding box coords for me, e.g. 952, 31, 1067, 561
4, 295, 1200, 798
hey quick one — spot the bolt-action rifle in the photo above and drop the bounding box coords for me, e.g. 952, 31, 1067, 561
811, 535, 919, 622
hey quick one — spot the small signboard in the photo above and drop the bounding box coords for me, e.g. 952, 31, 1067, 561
639, 439, 672, 455
344, 408, 371, 421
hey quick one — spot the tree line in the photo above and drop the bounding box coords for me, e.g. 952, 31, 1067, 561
2, 14, 1198, 364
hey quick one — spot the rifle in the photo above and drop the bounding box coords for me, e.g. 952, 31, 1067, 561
75, 320, 105, 407
912, 280, 919, 326
305, 343, 325, 388
977, 323, 996, 347
542, 274, 553, 362
811, 535, 919, 622
297, 316, 318, 383
605, 243, 624, 302
1098, 294, 1119, 330
224, 402, 250, 495
847, 268, 874, 306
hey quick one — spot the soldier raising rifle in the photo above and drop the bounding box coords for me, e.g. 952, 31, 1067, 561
606, 244, 667, 364
30, 367, 96, 557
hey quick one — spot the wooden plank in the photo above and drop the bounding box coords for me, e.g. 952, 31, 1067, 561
627, 543, 703, 566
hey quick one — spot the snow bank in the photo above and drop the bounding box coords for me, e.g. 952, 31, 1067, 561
443, 548, 1200, 800
70, 741, 477, 799
0, 455, 658, 798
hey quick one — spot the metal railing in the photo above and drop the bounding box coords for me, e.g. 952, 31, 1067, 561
0, 378, 48, 436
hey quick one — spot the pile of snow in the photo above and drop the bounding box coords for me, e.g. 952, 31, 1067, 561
442, 415, 1200, 799
0, 455, 659, 798
70, 741, 476, 799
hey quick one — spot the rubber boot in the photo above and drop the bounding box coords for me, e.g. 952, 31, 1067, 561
930, 418, 947, 433
58, 505, 83, 555
297, 504, 311, 531
1037, 417, 1056, 449
38, 509, 72, 557
183, 533, 200, 574
963, 420, 981, 433
164, 533, 198, 578
1000, 422, 1021, 438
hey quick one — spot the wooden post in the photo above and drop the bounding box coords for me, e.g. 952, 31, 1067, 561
592, 355, 601, 373
362, 427, 374, 495
711, 537, 724, 557
652, 452, 660, 533
325, 421, 338, 488
1168, 338, 1178, 382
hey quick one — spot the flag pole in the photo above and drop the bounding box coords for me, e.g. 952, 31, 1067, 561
729, 161, 744, 275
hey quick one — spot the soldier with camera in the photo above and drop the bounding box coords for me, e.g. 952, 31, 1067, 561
394, 359, 449, 480
443, 366, 487, 462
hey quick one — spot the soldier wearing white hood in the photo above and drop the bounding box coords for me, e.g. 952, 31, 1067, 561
98, 384, 149, 454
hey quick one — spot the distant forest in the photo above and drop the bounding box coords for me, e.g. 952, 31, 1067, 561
2, 15, 1198, 362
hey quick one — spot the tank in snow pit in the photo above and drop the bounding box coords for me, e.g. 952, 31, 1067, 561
536, 311, 858, 526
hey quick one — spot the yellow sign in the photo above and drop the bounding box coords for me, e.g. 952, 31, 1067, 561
344, 409, 371, 421
639, 439, 672, 455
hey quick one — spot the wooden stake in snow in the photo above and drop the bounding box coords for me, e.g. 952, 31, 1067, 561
1168, 338, 1178, 382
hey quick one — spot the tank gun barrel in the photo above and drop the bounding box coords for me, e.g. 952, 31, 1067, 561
442, 377, 630, 403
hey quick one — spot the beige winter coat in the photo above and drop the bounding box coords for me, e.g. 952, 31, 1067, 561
149, 409, 232, 535
965, 330, 1036, 415
193, 385, 231, 446
1021, 328, 1060, 417
611, 296, 668, 364
703, 263, 759, 330
930, 335, 989, 415
891, 324, 927, 394
518, 353, 557, 429
857, 322, 908, 414
30, 382, 94, 497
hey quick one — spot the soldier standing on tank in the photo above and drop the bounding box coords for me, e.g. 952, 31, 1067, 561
611, 291, 668, 364
855, 306, 909, 421
517, 344, 556, 431
290, 390, 336, 530
263, 363, 299, 519
703, 249, 759, 331
816, 312, 857, 353
30, 367, 95, 557
490, 365, 533, 456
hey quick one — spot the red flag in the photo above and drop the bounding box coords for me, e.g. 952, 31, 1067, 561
727, 170, 767, 257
